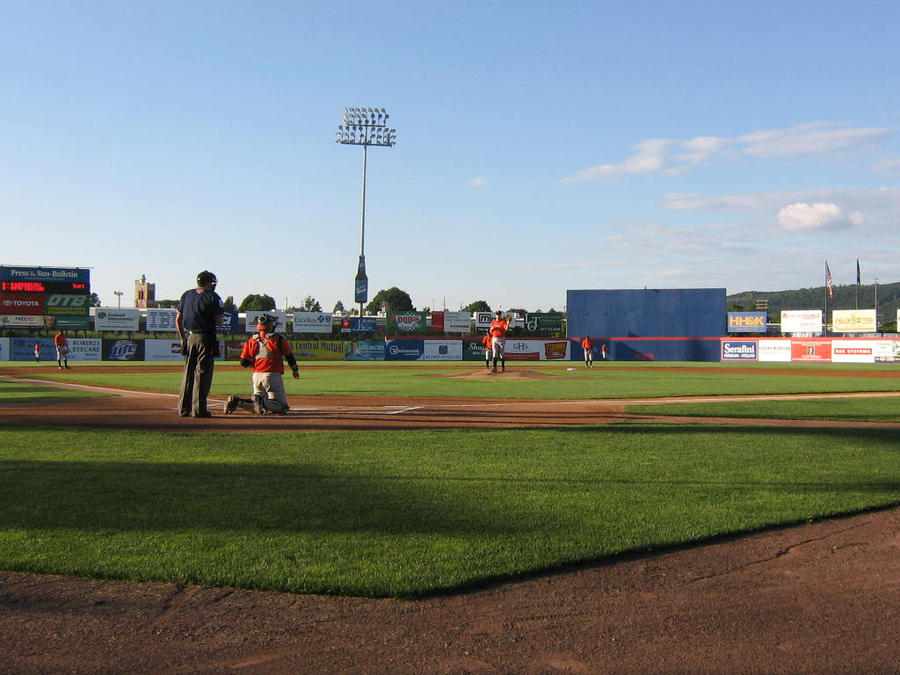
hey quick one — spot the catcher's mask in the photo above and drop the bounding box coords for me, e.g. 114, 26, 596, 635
197, 270, 217, 287
256, 314, 277, 331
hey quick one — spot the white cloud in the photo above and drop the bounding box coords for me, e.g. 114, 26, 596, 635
664, 187, 900, 230
737, 121, 889, 158
469, 176, 488, 188
776, 202, 861, 231
561, 121, 891, 182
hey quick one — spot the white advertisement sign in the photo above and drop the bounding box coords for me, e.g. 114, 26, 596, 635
94, 308, 140, 331
832, 309, 876, 333
0, 315, 45, 328
423, 340, 463, 360
146, 309, 178, 332
757, 339, 792, 362
781, 310, 822, 334
0, 337, 8, 361
244, 310, 287, 333
292, 312, 333, 334
504, 338, 570, 361
443, 311, 472, 334
145, 338, 187, 361
68, 338, 102, 361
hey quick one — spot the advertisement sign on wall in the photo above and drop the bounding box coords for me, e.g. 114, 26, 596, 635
505, 339, 569, 361
146, 309, 178, 332
10, 337, 56, 360
832, 309, 876, 333
94, 308, 140, 331
388, 312, 427, 335
289, 340, 346, 360
443, 311, 472, 333
102, 338, 145, 361
345, 340, 386, 360
244, 310, 287, 333
0, 292, 43, 315
791, 339, 831, 362
292, 312, 333, 334
385, 339, 426, 360
423, 340, 463, 360
721, 341, 758, 361
0, 338, 8, 360
0, 315, 46, 328
525, 313, 564, 334
475, 312, 493, 329
781, 310, 822, 334
68, 338, 102, 361
144, 338, 187, 361
757, 339, 792, 362
727, 312, 767, 333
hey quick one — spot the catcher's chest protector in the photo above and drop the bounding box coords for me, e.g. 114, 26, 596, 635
254, 334, 283, 360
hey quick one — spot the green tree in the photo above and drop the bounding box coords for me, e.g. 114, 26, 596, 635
463, 300, 491, 313
89, 292, 102, 307
365, 287, 414, 315
333, 300, 345, 314
300, 295, 322, 312
238, 294, 276, 312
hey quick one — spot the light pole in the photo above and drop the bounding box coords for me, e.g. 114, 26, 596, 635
336, 107, 397, 318
113, 291, 123, 308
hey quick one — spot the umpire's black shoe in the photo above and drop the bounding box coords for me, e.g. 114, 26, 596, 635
192, 410, 212, 418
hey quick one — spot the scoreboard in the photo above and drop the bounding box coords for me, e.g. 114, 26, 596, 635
0, 266, 91, 329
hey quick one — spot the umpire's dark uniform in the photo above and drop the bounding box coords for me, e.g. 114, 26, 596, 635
176, 271, 224, 417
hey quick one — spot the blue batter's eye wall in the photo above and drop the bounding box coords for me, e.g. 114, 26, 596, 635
566, 288, 726, 362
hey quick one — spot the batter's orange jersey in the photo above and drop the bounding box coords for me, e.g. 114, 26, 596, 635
482, 334, 492, 350
240, 332, 294, 374
53, 332, 68, 348
581, 337, 593, 350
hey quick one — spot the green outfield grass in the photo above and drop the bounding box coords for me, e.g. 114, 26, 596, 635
1, 426, 897, 597
11, 360, 900, 400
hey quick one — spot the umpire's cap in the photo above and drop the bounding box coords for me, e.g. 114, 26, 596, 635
197, 270, 217, 287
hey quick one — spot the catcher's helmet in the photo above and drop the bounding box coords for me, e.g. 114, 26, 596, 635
256, 313, 277, 331
197, 270, 217, 287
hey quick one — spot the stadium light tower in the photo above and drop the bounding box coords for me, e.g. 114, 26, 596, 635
335, 107, 397, 317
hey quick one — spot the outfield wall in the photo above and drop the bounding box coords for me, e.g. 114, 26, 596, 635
566, 288, 727, 362
2, 335, 897, 363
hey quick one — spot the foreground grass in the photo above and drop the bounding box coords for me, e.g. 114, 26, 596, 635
19, 361, 900, 400
2, 426, 897, 597
626, 397, 900, 422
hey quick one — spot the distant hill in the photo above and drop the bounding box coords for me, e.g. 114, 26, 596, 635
727, 281, 899, 330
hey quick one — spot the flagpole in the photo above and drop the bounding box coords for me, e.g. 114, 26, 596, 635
823, 260, 827, 336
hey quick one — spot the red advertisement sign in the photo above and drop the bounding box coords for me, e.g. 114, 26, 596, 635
0, 292, 44, 315
791, 339, 832, 362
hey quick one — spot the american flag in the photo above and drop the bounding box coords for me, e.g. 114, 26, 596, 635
825, 261, 835, 299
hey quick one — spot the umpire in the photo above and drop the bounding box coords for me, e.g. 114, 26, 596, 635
175, 270, 224, 417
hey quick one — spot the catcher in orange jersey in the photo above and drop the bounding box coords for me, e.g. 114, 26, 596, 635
481, 330, 492, 369
489, 310, 511, 372
224, 314, 299, 415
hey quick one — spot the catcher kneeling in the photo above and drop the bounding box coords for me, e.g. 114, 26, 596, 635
225, 313, 299, 415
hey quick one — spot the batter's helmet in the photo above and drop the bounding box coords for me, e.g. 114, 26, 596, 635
197, 270, 217, 287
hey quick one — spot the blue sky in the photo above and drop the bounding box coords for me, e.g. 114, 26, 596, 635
2, 1, 898, 312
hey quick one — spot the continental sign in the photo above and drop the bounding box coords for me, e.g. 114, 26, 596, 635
727, 312, 767, 333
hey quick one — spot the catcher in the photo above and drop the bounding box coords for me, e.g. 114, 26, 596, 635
224, 313, 299, 415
